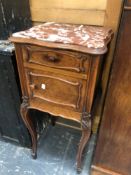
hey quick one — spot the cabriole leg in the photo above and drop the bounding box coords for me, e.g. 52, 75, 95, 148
20, 96, 37, 159
76, 112, 91, 172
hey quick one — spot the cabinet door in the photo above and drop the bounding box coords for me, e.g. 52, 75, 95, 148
27, 69, 87, 111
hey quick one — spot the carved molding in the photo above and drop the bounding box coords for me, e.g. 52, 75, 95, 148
28, 72, 82, 109
81, 112, 91, 129
78, 55, 89, 72
21, 96, 29, 108
25, 45, 87, 73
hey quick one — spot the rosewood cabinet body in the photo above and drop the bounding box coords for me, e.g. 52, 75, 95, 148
10, 23, 112, 171
92, 1, 131, 174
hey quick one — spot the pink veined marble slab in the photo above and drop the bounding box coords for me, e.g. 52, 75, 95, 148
12, 22, 113, 51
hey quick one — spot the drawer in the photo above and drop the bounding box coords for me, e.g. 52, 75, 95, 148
26, 69, 87, 112
22, 45, 90, 74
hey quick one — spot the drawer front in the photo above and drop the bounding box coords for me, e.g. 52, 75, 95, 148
22, 45, 90, 73
26, 69, 87, 112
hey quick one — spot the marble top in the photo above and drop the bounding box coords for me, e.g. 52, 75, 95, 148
12, 22, 113, 50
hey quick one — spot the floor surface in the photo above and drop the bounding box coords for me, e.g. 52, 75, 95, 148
0, 124, 96, 175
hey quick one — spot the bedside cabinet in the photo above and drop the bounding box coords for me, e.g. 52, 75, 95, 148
10, 22, 113, 171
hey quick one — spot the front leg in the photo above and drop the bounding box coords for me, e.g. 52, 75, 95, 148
76, 112, 91, 172
20, 96, 37, 159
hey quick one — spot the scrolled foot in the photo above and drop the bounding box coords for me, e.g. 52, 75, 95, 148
31, 152, 37, 159
77, 167, 82, 174
20, 96, 37, 161
76, 112, 91, 171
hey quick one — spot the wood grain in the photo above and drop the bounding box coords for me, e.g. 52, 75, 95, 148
27, 70, 85, 111
29, 0, 107, 25
29, 0, 107, 10
91, 166, 122, 175
22, 45, 90, 74
30, 8, 105, 25
92, 3, 131, 175
92, 0, 123, 133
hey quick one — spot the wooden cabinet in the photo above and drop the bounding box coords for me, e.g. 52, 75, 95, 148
10, 22, 112, 171
91, 1, 131, 175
